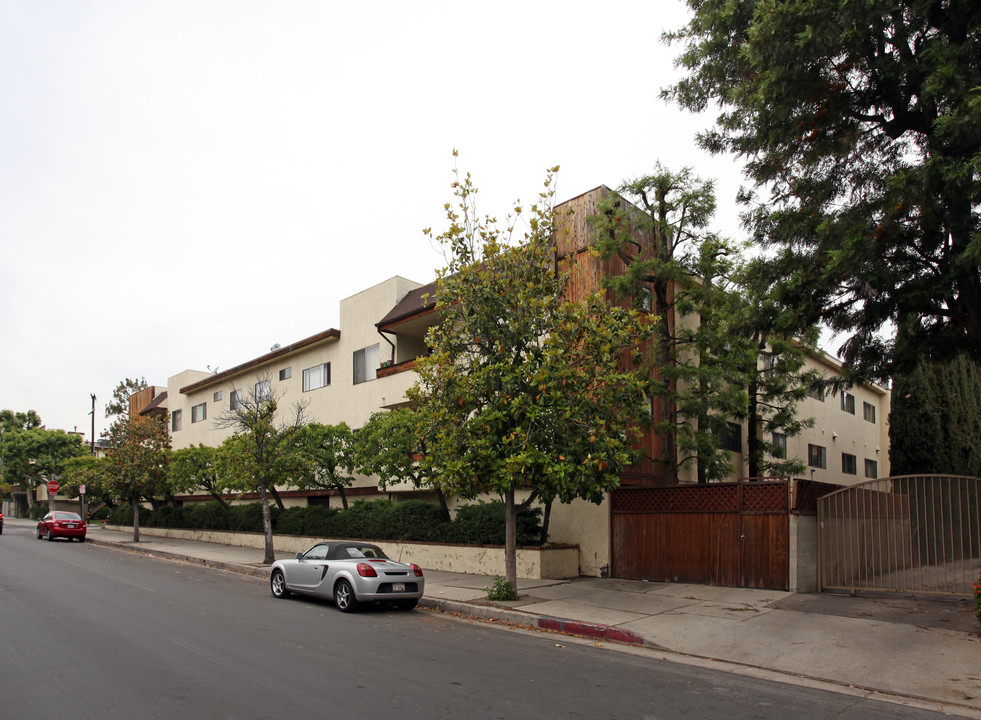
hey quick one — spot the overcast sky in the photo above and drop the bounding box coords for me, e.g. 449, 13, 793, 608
1, 0, 752, 441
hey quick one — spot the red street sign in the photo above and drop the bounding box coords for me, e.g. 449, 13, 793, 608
47, 480, 60, 494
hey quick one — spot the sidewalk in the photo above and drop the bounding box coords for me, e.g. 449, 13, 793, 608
18, 519, 981, 717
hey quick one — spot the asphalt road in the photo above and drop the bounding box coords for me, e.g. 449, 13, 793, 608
0, 523, 952, 720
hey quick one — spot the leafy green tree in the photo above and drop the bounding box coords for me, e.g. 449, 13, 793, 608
590, 167, 750, 482
60, 455, 115, 514
293, 422, 356, 509
665, 0, 981, 379
105, 377, 149, 420
732, 259, 822, 478
104, 415, 172, 540
170, 444, 237, 509
891, 345, 981, 476
354, 408, 450, 521
0, 411, 84, 513
410, 162, 656, 588
216, 375, 307, 564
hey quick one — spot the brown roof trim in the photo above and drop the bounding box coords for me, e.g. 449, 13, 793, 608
180, 328, 341, 395
138, 390, 169, 415
376, 281, 437, 330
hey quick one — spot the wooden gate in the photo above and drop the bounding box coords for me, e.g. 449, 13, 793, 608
610, 481, 799, 590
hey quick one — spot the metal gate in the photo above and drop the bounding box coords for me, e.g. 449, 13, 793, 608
610, 481, 793, 590
818, 475, 981, 595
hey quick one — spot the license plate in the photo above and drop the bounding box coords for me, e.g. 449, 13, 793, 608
392, 583, 406, 592
66, 524, 76, 528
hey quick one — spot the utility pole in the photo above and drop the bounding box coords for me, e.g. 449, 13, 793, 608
90, 394, 96, 456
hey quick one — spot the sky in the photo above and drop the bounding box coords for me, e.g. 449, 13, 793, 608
1, 0, 751, 442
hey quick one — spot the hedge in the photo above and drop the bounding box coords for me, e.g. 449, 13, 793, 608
108, 499, 542, 546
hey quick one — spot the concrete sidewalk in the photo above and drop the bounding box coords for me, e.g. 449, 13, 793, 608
15, 519, 981, 717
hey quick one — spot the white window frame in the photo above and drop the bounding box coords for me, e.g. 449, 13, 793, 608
191, 402, 207, 424
353, 344, 380, 385
302, 363, 331, 392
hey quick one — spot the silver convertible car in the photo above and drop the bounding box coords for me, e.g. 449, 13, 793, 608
269, 541, 425, 612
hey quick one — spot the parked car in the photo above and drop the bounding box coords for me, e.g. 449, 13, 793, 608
270, 541, 424, 612
37, 511, 86, 542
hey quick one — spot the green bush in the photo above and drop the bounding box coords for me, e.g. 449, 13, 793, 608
110, 498, 542, 546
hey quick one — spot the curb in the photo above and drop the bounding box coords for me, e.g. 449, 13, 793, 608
421, 597, 648, 647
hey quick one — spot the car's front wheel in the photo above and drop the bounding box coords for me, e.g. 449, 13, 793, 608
46, 529, 54, 541
37, 527, 42, 539
333, 579, 359, 613
270, 570, 291, 599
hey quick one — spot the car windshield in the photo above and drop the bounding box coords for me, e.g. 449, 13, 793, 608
55, 512, 82, 521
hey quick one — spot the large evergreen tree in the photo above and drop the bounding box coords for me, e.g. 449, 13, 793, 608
666, 0, 981, 380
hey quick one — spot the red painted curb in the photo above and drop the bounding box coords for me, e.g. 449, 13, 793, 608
536, 616, 644, 646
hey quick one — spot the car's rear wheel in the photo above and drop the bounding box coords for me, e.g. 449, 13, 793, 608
270, 570, 291, 599
394, 598, 418, 611
333, 579, 358, 613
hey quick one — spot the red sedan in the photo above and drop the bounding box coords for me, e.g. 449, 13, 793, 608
37, 511, 87, 542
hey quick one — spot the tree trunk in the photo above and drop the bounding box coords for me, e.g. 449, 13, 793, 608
131, 495, 141, 543
335, 484, 348, 510
269, 484, 286, 511
504, 488, 517, 590
540, 499, 552, 545
435, 486, 451, 522
260, 482, 276, 565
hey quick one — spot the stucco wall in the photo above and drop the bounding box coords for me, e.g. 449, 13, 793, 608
110, 526, 580, 579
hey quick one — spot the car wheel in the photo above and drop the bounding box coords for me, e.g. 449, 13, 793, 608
46, 529, 54, 541
394, 598, 418, 611
37, 527, 43, 539
270, 570, 291, 599
333, 579, 359, 613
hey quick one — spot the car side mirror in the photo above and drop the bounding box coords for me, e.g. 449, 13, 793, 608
296, 552, 304, 560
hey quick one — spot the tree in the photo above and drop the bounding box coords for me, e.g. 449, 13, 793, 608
410, 162, 656, 589
890, 347, 981, 476
216, 375, 307, 564
105, 377, 149, 420
590, 167, 748, 482
732, 259, 823, 479
104, 415, 172, 540
665, 0, 981, 380
293, 422, 356, 509
60, 455, 115, 514
354, 408, 450, 521
170, 444, 237, 509
0, 411, 84, 514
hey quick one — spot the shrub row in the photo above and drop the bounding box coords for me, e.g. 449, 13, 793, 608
108, 499, 543, 546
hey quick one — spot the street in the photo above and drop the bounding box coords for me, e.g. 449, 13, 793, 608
0, 523, 952, 720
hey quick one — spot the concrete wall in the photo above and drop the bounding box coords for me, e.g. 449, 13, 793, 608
791, 515, 818, 593
110, 525, 580, 579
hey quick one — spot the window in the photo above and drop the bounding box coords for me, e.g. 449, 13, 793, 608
762, 354, 779, 375
771, 432, 787, 459
302, 363, 331, 392
230, 389, 243, 411
808, 444, 826, 469
719, 422, 742, 453
191, 402, 207, 423
807, 384, 825, 402
863, 401, 876, 423
353, 344, 380, 384
842, 452, 857, 475
840, 391, 855, 414
171, 409, 182, 432
638, 286, 653, 313
255, 380, 271, 402
213, 390, 223, 402
865, 459, 878, 478
279, 367, 292, 381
